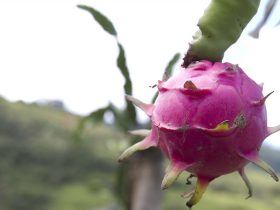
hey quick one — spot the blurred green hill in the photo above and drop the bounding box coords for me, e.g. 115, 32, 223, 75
0, 96, 279, 210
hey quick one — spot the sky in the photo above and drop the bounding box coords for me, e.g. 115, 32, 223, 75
0, 0, 280, 147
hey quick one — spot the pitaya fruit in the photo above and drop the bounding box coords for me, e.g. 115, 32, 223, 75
118, 60, 280, 208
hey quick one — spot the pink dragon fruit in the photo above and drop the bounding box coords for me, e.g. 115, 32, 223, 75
118, 60, 280, 208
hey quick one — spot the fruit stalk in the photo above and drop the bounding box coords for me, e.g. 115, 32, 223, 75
182, 0, 260, 67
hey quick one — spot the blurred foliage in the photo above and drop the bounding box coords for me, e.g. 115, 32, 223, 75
250, 0, 278, 38
0, 97, 125, 210
0, 96, 280, 210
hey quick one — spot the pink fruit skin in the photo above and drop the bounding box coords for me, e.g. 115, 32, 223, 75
119, 60, 279, 208
154, 61, 266, 178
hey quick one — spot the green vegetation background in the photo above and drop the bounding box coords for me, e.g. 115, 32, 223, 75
0, 97, 279, 210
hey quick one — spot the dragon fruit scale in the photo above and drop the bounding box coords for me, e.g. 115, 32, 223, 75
118, 60, 280, 208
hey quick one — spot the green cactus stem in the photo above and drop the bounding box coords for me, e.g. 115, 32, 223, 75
182, 0, 260, 67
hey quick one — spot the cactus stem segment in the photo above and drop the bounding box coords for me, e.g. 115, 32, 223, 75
182, 0, 261, 67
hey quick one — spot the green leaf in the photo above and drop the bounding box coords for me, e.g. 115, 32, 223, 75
117, 43, 137, 125
73, 102, 137, 141
117, 43, 132, 95
77, 5, 137, 126
163, 53, 180, 81
77, 5, 117, 37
